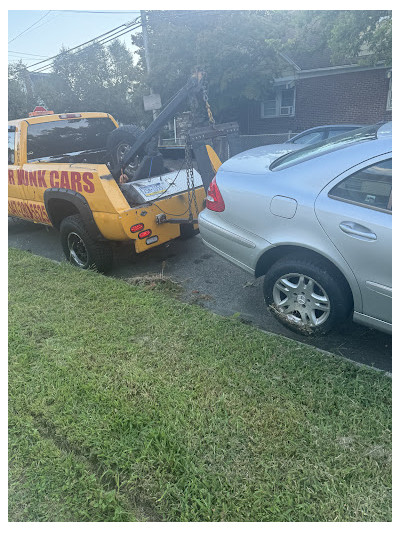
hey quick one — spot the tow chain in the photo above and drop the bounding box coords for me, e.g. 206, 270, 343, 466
184, 74, 214, 222
202, 77, 215, 125
184, 134, 199, 223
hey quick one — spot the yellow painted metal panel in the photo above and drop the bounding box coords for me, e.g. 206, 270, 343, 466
118, 187, 206, 252
206, 144, 223, 173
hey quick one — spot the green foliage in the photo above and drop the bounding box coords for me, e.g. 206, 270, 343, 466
8, 41, 146, 124
9, 249, 392, 522
8, 11, 391, 123
328, 11, 392, 66
133, 11, 290, 121
8, 62, 36, 120
287, 11, 392, 66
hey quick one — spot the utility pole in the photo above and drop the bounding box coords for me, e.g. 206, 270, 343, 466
141, 10, 158, 120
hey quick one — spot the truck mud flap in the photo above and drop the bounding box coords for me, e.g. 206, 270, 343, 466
188, 122, 240, 191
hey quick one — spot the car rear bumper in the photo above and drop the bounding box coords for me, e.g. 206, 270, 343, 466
198, 210, 270, 275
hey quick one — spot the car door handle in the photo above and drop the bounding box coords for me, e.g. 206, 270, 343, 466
339, 221, 377, 241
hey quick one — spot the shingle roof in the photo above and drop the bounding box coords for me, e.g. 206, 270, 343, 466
286, 48, 358, 70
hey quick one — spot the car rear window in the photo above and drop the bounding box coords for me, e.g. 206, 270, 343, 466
27, 117, 116, 162
270, 124, 379, 171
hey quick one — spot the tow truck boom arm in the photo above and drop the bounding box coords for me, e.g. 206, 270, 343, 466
121, 71, 205, 170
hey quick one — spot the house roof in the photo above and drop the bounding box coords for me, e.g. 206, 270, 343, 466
275, 48, 390, 85
286, 48, 357, 70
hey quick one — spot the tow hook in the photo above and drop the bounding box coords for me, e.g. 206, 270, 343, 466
156, 213, 198, 225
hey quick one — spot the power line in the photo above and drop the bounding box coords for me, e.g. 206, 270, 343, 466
30, 22, 141, 73
9, 50, 49, 58
55, 10, 141, 14
31, 23, 141, 73
24, 10, 221, 74
28, 18, 140, 71
8, 11, 51, 44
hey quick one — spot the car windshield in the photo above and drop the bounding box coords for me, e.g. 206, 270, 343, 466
270, 124, 379, 171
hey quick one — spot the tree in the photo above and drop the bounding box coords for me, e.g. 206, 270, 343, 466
8, 40, 146, 124
286, 10, 392, 66
8, 62, 36, 120
132, 11, 291, 122
45, 40, 143, 124
132, 10, 391, 123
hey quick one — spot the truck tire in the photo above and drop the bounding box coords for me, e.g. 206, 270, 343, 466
60, 215, 113, 273
106, 125, 145, 181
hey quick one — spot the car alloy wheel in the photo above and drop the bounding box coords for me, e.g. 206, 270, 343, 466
263, 255, 352, 335
272, 272, 331, 327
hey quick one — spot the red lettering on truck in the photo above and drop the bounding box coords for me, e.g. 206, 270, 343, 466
60, 171, 70, 189
82, 172, 95, 193
50, 170, 59, 188
37, 170, 46, 187
70, 172, 82, 192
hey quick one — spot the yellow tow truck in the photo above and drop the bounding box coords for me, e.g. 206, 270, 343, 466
8, 73, 238, 272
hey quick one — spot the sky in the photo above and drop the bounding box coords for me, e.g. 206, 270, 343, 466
8, 2, 393, 72
8, 9, 143, 70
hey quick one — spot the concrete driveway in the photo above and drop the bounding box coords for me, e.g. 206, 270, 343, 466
8, 217, 391, 372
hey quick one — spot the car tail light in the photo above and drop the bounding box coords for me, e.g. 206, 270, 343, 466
138, 229, 152, 239
206, 177, 225, 212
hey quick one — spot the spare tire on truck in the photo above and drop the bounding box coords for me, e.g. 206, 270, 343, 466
106, 124, 145, 181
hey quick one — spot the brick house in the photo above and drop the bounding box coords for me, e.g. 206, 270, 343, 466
238, 51, 392, 136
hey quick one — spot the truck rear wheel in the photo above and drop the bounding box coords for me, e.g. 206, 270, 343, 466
106, 125, 145, 181
60, 215, 113, 273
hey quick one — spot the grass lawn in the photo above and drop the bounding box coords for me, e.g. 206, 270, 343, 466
8, 248, 391, 522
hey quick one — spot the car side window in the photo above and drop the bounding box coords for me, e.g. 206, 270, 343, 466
292, 131, 324, 145
326, 129, 351, 138
329, 159, 392, 212
8, 129, 15, 165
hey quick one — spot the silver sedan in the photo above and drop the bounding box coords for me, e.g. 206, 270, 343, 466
199, 123, 392, 335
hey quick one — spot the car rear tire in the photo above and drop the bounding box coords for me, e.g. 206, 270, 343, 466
106, 125, 145, 181
60, 215, 113, 273
263, 255, 352, 335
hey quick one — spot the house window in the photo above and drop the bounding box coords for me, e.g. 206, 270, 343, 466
386, 78, 392, 111
261, 87, 295, 118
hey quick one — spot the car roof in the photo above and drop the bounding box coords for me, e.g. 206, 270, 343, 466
219, 123, 391, 177
288, 124, 365, 143
271, 122, 392, 171
295, 124, 365, 133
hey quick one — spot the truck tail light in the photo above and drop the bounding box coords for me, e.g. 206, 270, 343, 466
138, 229, 152, 239
130, 223, 144, 233
206, 177, 225, 212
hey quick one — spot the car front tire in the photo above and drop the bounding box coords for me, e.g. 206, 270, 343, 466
263, 255, 352, 335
